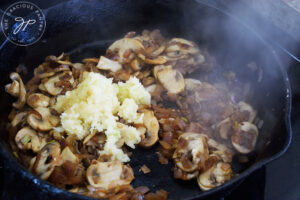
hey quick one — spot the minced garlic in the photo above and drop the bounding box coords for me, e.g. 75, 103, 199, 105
53, 72, 150, 162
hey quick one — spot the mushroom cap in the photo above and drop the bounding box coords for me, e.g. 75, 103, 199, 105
6, 72, 26, 109
231, 121, 258, 154
237, 101, 257, 123
165, 38, 199, 59
86, 160, 134, 190
31, 142, 62, 180
27, 93, 50, 108
206, 137, 234, 163
184, 78, 202, 91
11, 112, 27, 127
5, 80, 20, 97
216, 118, 234, 140
144, 56, 167, 65
61, 146, 79, 163
139, 110, 159, 147
155, 66, 185, 94
15, 127, 44, 152
173, 132, 209, 172
97, 56, 122, 72
44, 71, 74, 96
197, 162, 232, 191
27, 107, 60, 131
108, 38, 144, 64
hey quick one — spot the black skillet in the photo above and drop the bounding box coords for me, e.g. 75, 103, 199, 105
0, 0, 292, 199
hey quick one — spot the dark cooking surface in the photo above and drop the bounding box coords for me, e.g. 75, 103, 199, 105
0, 0, 299, 200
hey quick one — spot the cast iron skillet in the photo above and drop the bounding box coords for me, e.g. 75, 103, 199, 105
0, 0, 292, 199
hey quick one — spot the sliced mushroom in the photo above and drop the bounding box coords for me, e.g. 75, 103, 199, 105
86, 160, 134, 190
206, 137, 234, 163
38, 83, 47, 92
130, 59, 142, 71
139, 110, 159, 147
31, 142, 62, 180
49, 161, 85, 185
237, 101, 257, 123
150, 45, 166, 57
168, 38, 199, 54
61, 146, 79, 163
144, 56, 167, 65
197, 162, 232, 191
145, 84, 156, 94
173, 133, 209, 172
5, 72, 26, 109
11, 112, 27, 127
34, 63, 55, 78
108, 38, 144, 64
5, 79, 19, 97
156, 66, 185, 94
153, 65, 172, 79
165, 38, 198, 60
43, 71, 74, 96
97, 56, 122, 72
216, 118, 234, 140
185, 78, 202, 91
27, 107, 60, 131
231, 121, 258, 154
48, 146, 83, 185
15, 127, 45, 152
54, 64, 70, 72
27, 93, 50, 108
173, 166, 199, 180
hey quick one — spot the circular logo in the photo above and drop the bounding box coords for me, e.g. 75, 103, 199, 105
1, 1, 46, 46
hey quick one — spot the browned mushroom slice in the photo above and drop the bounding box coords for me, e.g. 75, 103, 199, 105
145, 84, 157, 94
139, 110, 159, 147
15, 127, 45, 152
5, 72, 26, 109
206, 137, 234, 163
38, 83, 47, 92
5, 79, 19, 97
49, 161, 85, 185
108, 38, 144, 64
173, 166, 199, 180
184, 78, 202, 91
173, 133, 209, 172
197, 162, 232, 191
153, 65, 172, 79
130, 59, 143, 71
54, 64, 70, 72
48, 146, 84, 185
144, 56, 167, 65
231, 121, 258, 154
43, 71, 74, 96
11, 111, 27, 127
27, 93, 50, 108
97, 56, 122, 72
187, 81, 219, 103
27, 107, 60, 131
86, 160, 134, 190
150, 45, 166, 57
61, 146, 79, 163
34, 63, 55, 78
156, 66, 185, 94
31, 142, 63, 180
165, 38, 199, 60
216, 118, 234, 140
237, 101, 257, 123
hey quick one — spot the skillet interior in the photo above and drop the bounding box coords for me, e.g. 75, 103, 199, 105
0, 0, 292, 199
